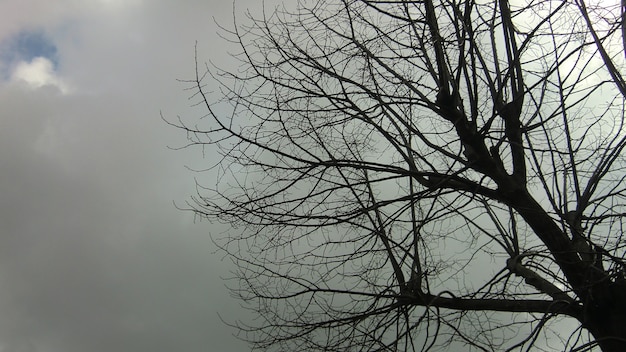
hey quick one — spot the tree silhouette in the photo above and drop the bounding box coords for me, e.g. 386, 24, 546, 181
170, 0, 626, 350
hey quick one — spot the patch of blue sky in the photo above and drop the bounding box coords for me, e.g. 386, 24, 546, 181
1, 29, 59, 78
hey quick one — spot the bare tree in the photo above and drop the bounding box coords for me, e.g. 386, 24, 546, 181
170, 0, 626, 350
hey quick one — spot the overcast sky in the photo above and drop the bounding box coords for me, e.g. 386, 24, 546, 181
0, 1, 276, 351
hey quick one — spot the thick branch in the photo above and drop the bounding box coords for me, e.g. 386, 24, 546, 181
506, 254, 574, 303
399, 292, 580, 318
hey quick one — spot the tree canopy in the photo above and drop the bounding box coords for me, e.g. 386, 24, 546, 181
171, 0, 626, 350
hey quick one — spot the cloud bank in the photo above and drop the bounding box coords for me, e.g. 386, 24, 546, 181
0, 1, 273, 351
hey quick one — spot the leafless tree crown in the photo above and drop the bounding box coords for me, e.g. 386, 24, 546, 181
170, 0, 626, 351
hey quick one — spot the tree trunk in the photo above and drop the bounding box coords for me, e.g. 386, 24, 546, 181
505, 190, 626, 351
583, 279, 626, 352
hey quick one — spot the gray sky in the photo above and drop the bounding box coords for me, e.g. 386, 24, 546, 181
0, 1, 271, 351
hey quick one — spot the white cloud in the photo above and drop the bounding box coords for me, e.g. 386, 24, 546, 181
10, 56, 70, 93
